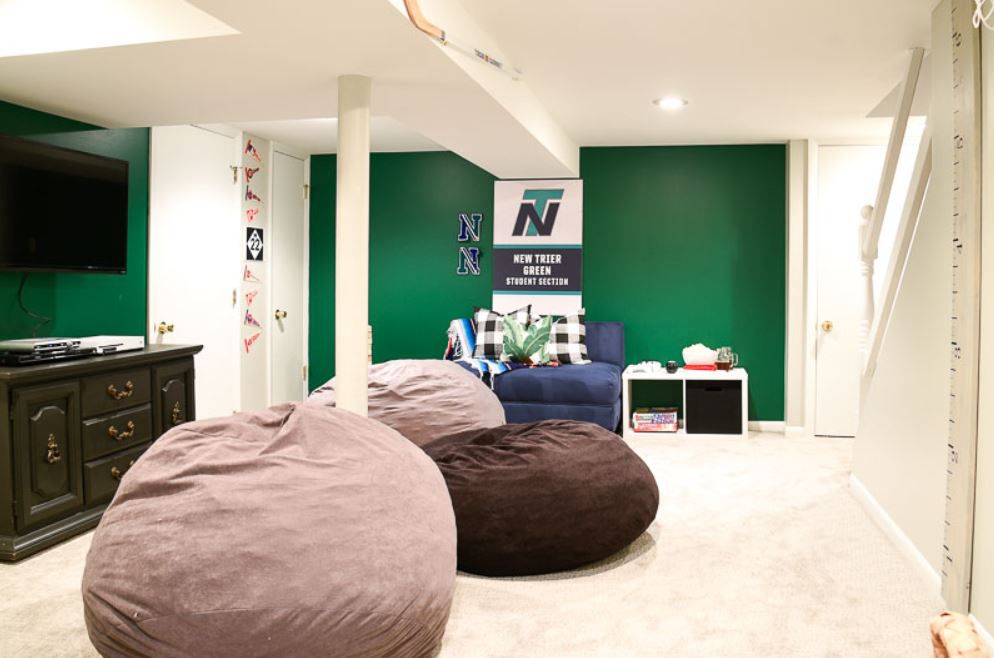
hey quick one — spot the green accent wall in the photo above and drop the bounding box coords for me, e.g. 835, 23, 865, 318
308, 145, 786, 420
308, 154, 336, 389
308, 152, 494, 390
0, 100, 150, 341
582, 145, 786, 420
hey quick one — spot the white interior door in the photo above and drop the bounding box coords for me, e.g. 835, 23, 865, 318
269, 150, 307, 404
814, 145, 884, 437
149, 125, 239, 420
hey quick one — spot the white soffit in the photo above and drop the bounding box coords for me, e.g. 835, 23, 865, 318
0, 0, 238, 58
0, 0, 576, 178
234, 117, 443, 155
385, 0, 579, 175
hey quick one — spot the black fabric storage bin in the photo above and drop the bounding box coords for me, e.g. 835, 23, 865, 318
685, 380, 742, 434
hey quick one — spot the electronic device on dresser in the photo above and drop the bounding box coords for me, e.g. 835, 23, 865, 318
0, 344, 202, 561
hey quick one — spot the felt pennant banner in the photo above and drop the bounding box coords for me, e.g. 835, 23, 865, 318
244, 139, 262, 163
244, 331, 261, 353
239, 133, 270, 413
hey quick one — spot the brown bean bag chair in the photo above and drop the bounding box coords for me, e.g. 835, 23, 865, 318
422, 420, 659, 576
82, 403, 456, 658
308, 359, 505, 446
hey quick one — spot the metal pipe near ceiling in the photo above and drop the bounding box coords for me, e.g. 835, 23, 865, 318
401, 0, 520, 80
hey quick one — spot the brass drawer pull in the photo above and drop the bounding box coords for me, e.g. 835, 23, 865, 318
171, 401, 182, 426
46, 433, 62, 464
110, 460, 136, 481
107, 381, 135, 400
107, 420, 136, 441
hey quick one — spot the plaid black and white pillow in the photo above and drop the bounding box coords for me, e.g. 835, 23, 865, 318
548, 310, 591, 365
472, 305, 531, 360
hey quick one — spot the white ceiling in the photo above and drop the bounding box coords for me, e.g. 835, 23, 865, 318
0, 0, 934, 169
459, 0, 933, 145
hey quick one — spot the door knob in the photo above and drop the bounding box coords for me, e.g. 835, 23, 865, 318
157, 322, 175, 335
821, 320, 834, 333
274, 309, 287, 320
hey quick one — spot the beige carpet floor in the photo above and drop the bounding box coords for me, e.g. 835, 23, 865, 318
0, 433, 944, 657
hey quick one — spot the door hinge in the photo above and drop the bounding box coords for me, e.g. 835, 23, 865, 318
302, 184, 310, 200
302, 365, 308, 381
232, 289, 237, 307
230, 165, 240, 184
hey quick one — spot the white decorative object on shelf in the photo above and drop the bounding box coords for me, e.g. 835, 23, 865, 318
974, 0, 994, 29
681, 343, 717, 366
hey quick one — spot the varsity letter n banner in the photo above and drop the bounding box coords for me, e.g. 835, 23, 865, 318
492, 179, 582, 314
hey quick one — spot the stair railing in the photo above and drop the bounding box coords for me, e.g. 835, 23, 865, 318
857, 47, 931, 405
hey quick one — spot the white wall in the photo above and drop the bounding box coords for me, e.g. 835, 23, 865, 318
850, 0, 952, 576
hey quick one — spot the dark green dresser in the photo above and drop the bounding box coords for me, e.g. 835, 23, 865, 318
0, 344, 202, 561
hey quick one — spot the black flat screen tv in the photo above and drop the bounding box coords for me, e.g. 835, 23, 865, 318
0, 133, 129, 273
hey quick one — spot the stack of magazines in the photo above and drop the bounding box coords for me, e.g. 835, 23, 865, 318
632, 407, 679, 433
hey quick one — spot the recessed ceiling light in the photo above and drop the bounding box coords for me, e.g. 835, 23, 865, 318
654, 97, 688, 111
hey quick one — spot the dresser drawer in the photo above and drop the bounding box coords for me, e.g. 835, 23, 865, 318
81, 368, 151, 418
84, 444, 148, 506
81, 404, 153, 461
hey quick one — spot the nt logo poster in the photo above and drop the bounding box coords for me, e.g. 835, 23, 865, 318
492, 180, 583, 315
511, 189, 564, 237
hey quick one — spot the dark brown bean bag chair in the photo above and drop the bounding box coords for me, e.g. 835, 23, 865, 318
422, 420, 659, 577
308, 359, 505, 447
82, 403, 456, 658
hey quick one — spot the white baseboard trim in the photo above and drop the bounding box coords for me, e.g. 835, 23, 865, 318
785, 425, 806, 437
971, 614, 994, 654
848, 474, 941, 591
748, 421, 785, 433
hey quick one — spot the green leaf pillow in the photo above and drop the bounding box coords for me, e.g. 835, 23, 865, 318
502, 315, 552, 365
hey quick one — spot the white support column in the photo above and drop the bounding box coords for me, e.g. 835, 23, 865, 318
335, 75, 371, 416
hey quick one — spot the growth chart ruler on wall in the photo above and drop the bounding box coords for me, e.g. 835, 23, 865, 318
943, 0, 984, 612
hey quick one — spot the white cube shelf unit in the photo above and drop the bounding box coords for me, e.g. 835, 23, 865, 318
622, 366, 749, 439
